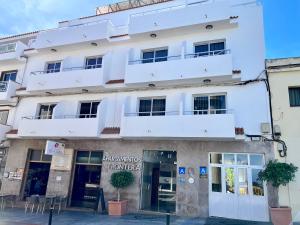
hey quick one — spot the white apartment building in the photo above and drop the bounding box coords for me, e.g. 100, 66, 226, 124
0, 0, 274, 221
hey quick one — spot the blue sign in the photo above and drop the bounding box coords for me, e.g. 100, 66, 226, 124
200, 167, 207, 176
179, 167, 186, 175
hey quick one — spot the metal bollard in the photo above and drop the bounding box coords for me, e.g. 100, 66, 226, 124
48, 197, 55, 225
166, 211, 170, 225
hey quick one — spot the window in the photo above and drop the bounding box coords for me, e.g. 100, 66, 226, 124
194, 41, 225, 57
76, 151, 103, 165
38, 104, 56, 119
193, 94, 226, 114
79, 101, 100, 118
46, 62, 61, 73
85, 56, 102, 69
1, 70, 17, 82
289, 87, 300, 107
0, 111, 9, 125
29, 149, 52, 162
139, 98, 166, 116
142, 48, 168, 63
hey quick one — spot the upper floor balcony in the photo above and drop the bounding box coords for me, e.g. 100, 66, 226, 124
18, 100, 107, 138
0, 41, 27, 62
128, 1, 231, 35
31, 20, 113, 49
125, 49, 233, 86
0, 80, 20, 104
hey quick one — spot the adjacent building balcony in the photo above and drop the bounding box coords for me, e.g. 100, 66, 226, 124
120, 110, 236, 140
0, 41, 27, 62
18, 100, 107, 138
32, 20, 113, 49
0, 81, 20, 104
27, 67, 105, 93
129, 1, 231, 35
125, 50, 233, 85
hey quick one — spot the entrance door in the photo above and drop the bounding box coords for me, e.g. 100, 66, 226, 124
141, 150, 177, 213
209, 153, 269, 222
71, 151, 103, 209
24, 149, 52, 197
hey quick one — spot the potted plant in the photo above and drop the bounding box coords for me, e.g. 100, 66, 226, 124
259, 160, 298, 225
108, 171, 134, 216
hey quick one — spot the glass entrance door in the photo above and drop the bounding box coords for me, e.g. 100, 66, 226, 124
141, 150, 177, 213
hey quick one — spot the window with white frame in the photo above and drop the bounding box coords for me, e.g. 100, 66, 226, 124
1, 70, 17, 82
288, 87, 300, 107
194, 40, 225, 57
193, 94, 226, 114
138, 97, 166, 116
0, 111, 9, 125
79, 101, 100, 118
38, 104, 56, 119
142, 48, 168, 64
46, 61, 61, 73
85, 56, 102, 69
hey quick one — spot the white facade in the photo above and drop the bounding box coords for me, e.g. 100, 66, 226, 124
0, 0, 272, 221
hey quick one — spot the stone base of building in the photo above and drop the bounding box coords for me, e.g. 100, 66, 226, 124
1, 139, 275, 221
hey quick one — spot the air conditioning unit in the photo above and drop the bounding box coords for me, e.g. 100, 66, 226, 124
260, 123, 271, 134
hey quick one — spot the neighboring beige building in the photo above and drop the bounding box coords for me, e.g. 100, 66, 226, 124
267, 57, 300, 222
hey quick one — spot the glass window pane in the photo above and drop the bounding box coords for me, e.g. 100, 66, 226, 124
210, 42, 225, 55
30, 150, 42, 161
224, 154, 235, 165
210, 153, 222, 164
225, 168, 235, 194
289, 87, 300, 107
152, 99, 166, 116
195, 44, 209, 56
76, 151, 89, 163
91, 102, 100, 117
252, 169, 264, 196
80, 102, 92, 118
0, 111, 9, 125
90, 151, 103, 164
210, 95, 226, 114
238, 168, 248, 195
139, 99, 151, 116
42, 153, 52, 162
194, 96, 208, 114
155, 49, 168, 62
237, 154, 248, 165
39, 105, 50, 119
250, 155, 264, 166
211, 167, 222, 192
142, 51, 154, 64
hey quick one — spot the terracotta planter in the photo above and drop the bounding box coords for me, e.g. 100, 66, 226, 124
270, 207, 292, 225
108, 200, 128, 216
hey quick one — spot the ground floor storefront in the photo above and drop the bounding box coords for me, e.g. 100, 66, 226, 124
0, 139, 275, 222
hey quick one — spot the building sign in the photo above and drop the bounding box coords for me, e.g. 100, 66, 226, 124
45, 140, 65, 156
103, 154, 142, 171
51, 148, 73, 171
200, 166, 208, 178
179, 167, 186, 175
8, 168, 24, 180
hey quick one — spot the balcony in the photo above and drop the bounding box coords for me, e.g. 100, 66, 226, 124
0, 81, 20, 104
120, 110, 236, 140
0, 41, 27, 62
32, 20, 113, 49
18, 100, 107, 138
27, 66, 105, 93
125, 50, 233, 85
129, 1, 231, 35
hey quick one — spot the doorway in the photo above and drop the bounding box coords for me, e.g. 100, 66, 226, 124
71, 151, 103, 209
141, 150, 177, 213
209, 153, 269, 221
24, 149, 52, 197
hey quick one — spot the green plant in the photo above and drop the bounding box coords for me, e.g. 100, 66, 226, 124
258, 160, 298, 188
110, 171, 134, 201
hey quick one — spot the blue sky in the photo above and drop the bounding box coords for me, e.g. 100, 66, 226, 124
0, 0, 299, 59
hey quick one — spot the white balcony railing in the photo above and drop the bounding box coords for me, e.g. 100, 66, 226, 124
128, 55, 181, 65
120, 109, 236, 139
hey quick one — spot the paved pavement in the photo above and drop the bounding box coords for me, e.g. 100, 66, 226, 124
0, 208, 276, 225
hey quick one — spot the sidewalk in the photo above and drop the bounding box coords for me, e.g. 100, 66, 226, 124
0, 208, 275, 225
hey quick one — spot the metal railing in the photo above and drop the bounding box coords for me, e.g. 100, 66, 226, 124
22, 114, 98, 120
125, 111, 179, 117
185, 49, 230, 59
31, 65, 102, 75
128, 55, 181, 65
0, 43, 16, 54
0, 82, 8, 92
184, 109, 233, 115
